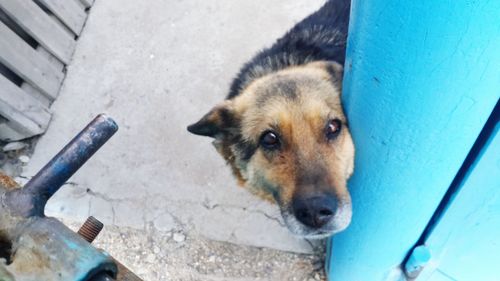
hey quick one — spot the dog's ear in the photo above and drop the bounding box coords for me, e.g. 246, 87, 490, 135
323, 61, 344, 85
187, 102, 237, 138
308, 61, 344, 87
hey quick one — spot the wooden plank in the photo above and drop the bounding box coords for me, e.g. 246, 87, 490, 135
37, 46, 64, 72
79, 0, 95, 9
0, 21, 63, 100
38, 0, 87, 35
0, 0, 76, 64
0, 74, 51, 138
18, 46, 65, 107
0, 73, 51, 128
0, 123, 31, 141
0, 8, 37, 48
72, 0, 86, 10
21, 82, 51, 108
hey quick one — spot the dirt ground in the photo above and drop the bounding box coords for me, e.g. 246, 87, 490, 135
65, 220, 328, 281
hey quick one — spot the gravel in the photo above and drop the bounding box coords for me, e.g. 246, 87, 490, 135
0, 138, 37, 178
64, 220, 328, 281
2, 142, 28, 152
18, 155, 30, 164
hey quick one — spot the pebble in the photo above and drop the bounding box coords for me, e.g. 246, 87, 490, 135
1, 162, 19, 176
146, 254, 156, 263
173, 232, 186, 242
3, 142, 27, 152
153, 246, 160, 254
18, 155, 30, 163
14, 177, 29, 186
62, 217, 326, 281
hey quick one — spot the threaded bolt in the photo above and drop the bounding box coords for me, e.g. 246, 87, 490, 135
78, 216, 104, 243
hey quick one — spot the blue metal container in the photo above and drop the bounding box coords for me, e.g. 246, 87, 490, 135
327, 0, 500, 280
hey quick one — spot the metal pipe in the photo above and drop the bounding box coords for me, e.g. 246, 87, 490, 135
24, 114, 118, 200
3, 114, 118, 217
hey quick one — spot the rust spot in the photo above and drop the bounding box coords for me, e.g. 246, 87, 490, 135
0, 172, 19, 190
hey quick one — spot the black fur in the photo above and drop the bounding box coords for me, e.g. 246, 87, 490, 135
227, 0, 351, 99
255, 79, 299, 107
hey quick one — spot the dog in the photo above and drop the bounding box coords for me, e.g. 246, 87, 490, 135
188, 0, 354, 239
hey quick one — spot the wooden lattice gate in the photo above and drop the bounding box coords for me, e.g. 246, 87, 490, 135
0, 0, 95, 141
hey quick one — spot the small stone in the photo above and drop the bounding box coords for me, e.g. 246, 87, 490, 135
14, 176, 29, 185
153, 246, 160, 254
1, 162, 18, 177
3, 142, 27, 152
173, 232, 185, 243
208, 255, 216, 263
146, 253, 156, 263
18, 155, 30, 163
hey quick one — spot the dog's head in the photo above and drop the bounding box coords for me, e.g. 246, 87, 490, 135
188, 61, 354, 238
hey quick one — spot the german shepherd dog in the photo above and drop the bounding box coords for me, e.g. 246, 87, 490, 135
188, 0, 353, 239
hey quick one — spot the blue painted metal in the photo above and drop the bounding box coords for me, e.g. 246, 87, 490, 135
326, 0, 500, 280
24, 114, 118, 214
404, 245, 431, 278
419, 116, 500, 280
14, 218, 117, 281
0, 115, 121, 281
4, 114, 118, 217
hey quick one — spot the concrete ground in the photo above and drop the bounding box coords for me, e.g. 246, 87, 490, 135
20, 0, 329, 279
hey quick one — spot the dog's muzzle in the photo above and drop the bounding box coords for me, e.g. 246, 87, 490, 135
281, 193, 352, 239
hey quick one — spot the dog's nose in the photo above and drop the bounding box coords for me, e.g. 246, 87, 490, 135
292, 194, 337, 228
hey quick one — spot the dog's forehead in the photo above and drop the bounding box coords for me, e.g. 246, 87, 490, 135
234, 67, 343, 141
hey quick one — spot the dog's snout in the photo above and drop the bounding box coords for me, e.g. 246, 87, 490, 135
292, 194, 337, 229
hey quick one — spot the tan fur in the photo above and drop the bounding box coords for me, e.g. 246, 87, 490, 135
189, 60, 355, 236
217, 62, 354, 206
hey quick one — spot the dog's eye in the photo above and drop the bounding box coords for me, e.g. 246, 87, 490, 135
326, 119, 342, 140
260, 131, 280, 150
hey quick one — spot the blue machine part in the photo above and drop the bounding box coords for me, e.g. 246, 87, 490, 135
0, 114, 122, 281
327, 0, 500, 280
405, 245, 431, 278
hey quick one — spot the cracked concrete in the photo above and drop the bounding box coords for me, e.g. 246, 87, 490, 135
22, 0, 326, 257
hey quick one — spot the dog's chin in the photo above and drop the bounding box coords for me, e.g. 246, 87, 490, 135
280, 203, 352, 239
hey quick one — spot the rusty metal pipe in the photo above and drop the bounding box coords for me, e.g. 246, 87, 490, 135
3, 114, 118, 217
24, 114, 118, 203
